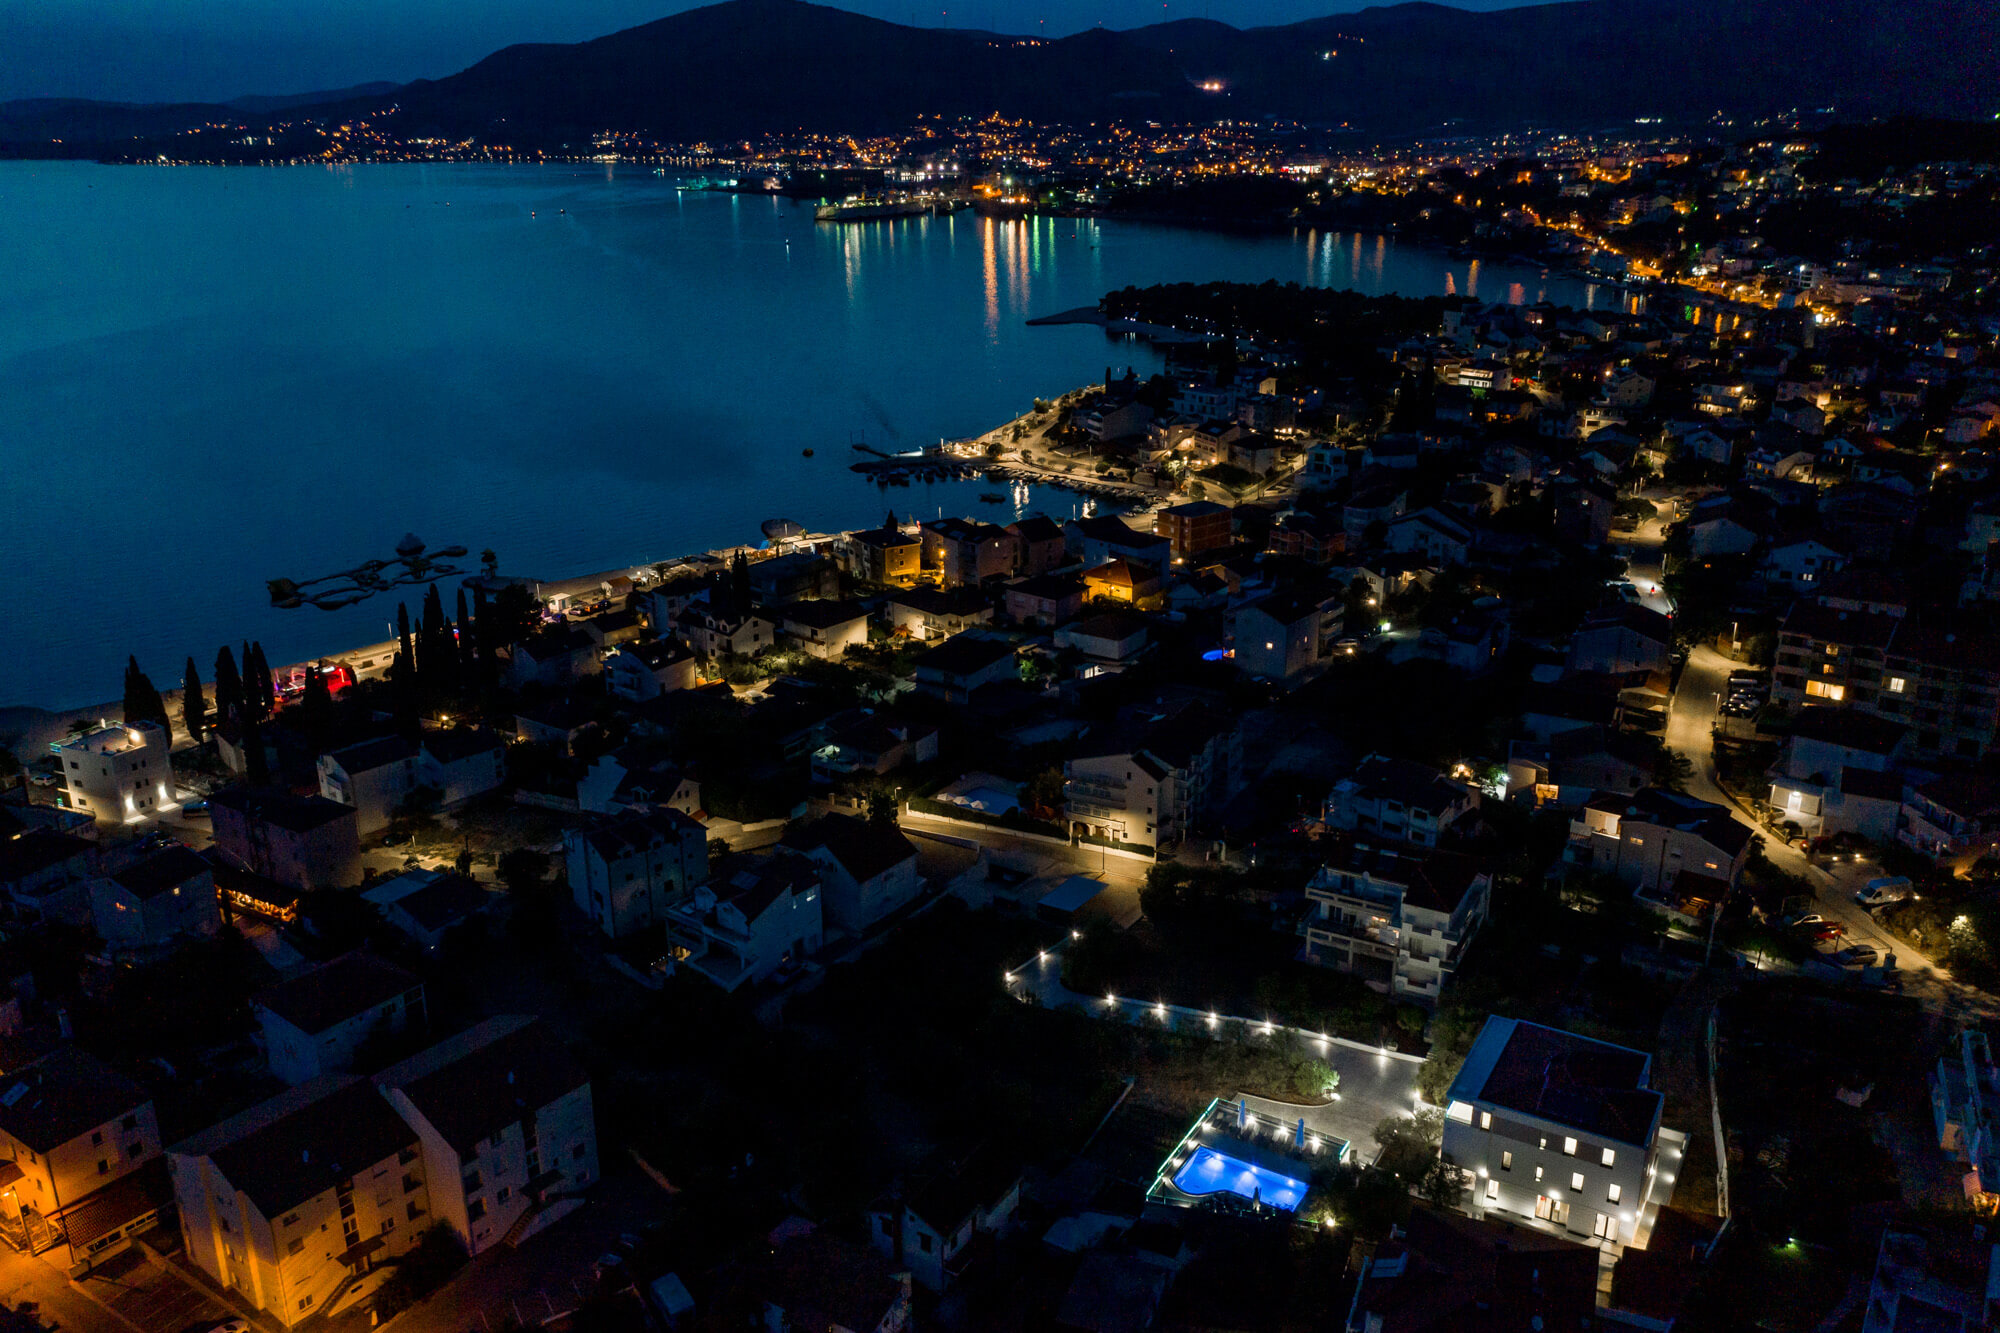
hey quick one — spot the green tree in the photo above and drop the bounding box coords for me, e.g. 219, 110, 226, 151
121, 656, 170, 733
297, 665, 333, 754
213, 645, 244, 728
371, 1224, 464, 1319
244, 642, 276, 719
1655, 745, 1695, 792
867, 789, 900, 825
180, 657, 208, 745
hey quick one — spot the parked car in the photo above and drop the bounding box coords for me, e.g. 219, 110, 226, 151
28, 773, 58, 788
1838, 944, 1880, 965
1807, 922, 1847, 942
181, 799, 210, 817
1855, 876, 1913, 907
1783, 912, 1827, 929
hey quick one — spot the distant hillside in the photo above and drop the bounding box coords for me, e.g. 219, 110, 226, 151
225, 81, 403, 114
3, 0, 1995, 153
371, 0, 2000, 141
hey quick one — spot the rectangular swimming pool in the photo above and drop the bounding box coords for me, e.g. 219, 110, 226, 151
1172, 1145, 1308, 1211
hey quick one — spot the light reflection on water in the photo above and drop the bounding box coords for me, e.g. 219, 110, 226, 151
0, 161, 1613, 706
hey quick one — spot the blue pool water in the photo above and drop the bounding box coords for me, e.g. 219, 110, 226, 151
1173, 1146, 1307, 1211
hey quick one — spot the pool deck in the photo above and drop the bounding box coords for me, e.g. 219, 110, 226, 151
1232, 1089, 1395, 1169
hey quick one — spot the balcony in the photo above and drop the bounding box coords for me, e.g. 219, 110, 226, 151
1302, 916, 1401, 960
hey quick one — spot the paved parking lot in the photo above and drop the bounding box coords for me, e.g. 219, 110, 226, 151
78, 1247, 243, 1333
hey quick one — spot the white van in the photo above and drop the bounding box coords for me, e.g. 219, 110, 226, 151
1855, 876, 1913, 907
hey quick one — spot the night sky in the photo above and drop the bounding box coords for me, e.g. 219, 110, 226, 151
7, 0, 1547, 104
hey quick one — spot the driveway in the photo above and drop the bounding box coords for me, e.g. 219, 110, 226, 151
1234, 1047, 1423, 1166
75, 1245, 250, 1333
387, 1171, 668, 1333
0, 1246, 141, 1333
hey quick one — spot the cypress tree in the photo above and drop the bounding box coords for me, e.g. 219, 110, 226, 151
455, 589, 473, 685
299, 665, 333, 753
397, 602, 414, 681
243, 717, 269, 785
420, 585, 450, 699
181, 657, 208, 745
121, 657, 169, 733
246, 642, 276, 719
239, 641, 261, 720
472, 586, 493, 690
214, 646, 243, 728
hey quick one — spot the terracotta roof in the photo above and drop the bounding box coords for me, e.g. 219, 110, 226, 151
254, 953, 420, 1036
783, 814, 916, 884
111, 846, 212, 901
185, 1075, 417, 1219
374, 1017, 587, 1159
209, 787, 356, 834
0, 1047, 150, 1155
0, 830, 93, 885
1354, 1206, 1599, 1333
323, 735, 416, 776
421, 728, 505, 764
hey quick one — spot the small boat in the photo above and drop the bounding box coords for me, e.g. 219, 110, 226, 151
802, 447, 814, 457
979, 491, 1006, 503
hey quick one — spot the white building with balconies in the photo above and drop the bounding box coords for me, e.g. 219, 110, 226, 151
57, 720, 173, 826
1298, 843, 1490, 1006
1932, 1029, 2000, 1206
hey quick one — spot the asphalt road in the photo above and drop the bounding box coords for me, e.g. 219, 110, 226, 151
1669, 644, 1997, 1015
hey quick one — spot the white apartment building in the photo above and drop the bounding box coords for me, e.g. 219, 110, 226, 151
57, 721, 173, 826
664, 851, 824, 991
316, 736, 418, 835
563, 805, 710, 938
1932, 1029, 2000, 1206
252, 953, 427, 1086
1442, 1017, 1670, 1248
1325, 755, 1480, 849
170, 1076, 433, 1326
374, 1016, 598, 1256
1299, 844, 1491, 1006
0, 1047, 165, 1267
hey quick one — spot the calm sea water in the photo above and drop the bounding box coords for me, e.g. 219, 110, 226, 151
0, 161, 1614, 709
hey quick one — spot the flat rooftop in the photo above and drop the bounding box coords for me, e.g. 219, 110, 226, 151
59, 723, 161, 757
1451, 1017, 1661, 1147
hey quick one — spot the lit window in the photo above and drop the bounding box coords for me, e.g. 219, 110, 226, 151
1889, 677, 1907, 693
1825, 644, 1840, 657
1601, 1147, 1616, 1167
1479, 1111, 1492, 1130
1571, 1172, 1585, 1192
1485, 1178, 1499, 1201
1608, 1183, 1622, 1203
1502, 1151, 1514, 1170
1821, 663, 1835, 675
1563, 1137, 1578, 1155
1535, 1165, 1544, 1182
1805, 681, 1846, 701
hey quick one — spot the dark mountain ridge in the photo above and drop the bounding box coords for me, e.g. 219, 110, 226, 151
3, 0, 1994, 153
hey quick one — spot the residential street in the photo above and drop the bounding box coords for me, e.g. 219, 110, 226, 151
1669, 644, 1999, 1017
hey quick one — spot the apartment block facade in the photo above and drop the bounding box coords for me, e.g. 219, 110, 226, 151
1299, 844, 1491, 1006
1442, 1018, 1669, 1248
1774, 594, 2000, 761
